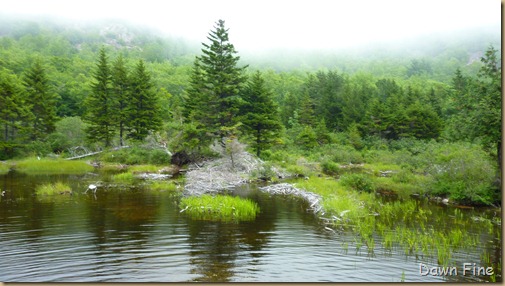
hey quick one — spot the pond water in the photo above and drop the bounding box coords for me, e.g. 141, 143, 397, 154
0, 171, 501, 282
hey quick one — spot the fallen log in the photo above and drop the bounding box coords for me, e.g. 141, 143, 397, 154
65, 150, 103, 160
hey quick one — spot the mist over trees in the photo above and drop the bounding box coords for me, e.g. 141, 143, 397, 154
0, 17, 500, 204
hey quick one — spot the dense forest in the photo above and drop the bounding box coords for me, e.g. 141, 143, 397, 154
0, 16, 501, 205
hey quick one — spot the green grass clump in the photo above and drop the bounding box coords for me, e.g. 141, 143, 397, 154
15, 158, 93, 174
111, 172, 136, 183
128, 164, 162, 173
36, 182, 72, 195
179, 194, 260, 223
0, 162, 11, 174
148, 181, 178, 192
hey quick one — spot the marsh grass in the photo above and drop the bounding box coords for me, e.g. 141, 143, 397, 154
36, 182, 72, 195
295, 176, 483, 266
128, 164, 162, 173
15, 158, 93, 174
0, 162, 10, 174
148, 181, 178, 192
179, 194, 260, 223
111, 172, 136, 183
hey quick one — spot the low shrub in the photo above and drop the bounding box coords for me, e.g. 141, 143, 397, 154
426, 142, 497, 205
101, 146, 171, 165
331, 144, 364, 164
251, 162, 278, 181
321, 161, 340, 176
340, 173, 376, 193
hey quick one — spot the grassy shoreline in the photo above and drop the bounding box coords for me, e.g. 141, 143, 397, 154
10, 157, 94, 174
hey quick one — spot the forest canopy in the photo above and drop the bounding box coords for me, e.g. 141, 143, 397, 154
0, 17, 501, 205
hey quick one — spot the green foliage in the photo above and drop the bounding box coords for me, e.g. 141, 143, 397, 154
347, 123, 364, 150
126, 59, 162, 141
320, 160, 340, 176
426, 142, 497, 205
0, 69, 32, 147
100, 146, 171, 165
0, 161, 11, 174
251, 161, 278, 181
179, 194, 260, 223
240, 71, 282, 156
14, 158, 93, 174
46, 116, 87, 153
329, 144, 364, 164
23, 58, 57, 140
148, 181, 178, 192
340, 173, 376, 193
184, 19, 247, 147
111, 172, 135, 183
296, 125, 318, 150
111, 54, 130, 146
84, 47, 115, 147
35, 181, 72, 195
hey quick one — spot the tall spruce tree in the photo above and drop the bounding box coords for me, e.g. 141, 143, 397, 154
111, 54, 130, 146
23, 59, 57, 141
240, 71, 282, 157
127, 59, 162, 141
0, 71, 31, 145
84, 47, 115, 147
185, 19, 247, 146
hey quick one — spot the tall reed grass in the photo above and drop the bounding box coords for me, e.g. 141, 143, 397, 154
179, 194, 260, 223
35, 182, 72, 195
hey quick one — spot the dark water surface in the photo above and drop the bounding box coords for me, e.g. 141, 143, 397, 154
0, 171, 501, 282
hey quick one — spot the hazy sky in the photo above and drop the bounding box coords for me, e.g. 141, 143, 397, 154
2, 0, 501, 51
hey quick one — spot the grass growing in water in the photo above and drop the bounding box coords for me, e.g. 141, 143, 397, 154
179, 194, 260, 223
36, 182, 72, 195
15, 158, 93, 174
111, 172, 136, 183
295, 176, 482, 266
0, 162, 10, 174
148, 181, 179, 192
128, 164, 162, 173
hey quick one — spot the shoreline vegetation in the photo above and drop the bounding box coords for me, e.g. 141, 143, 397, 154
1, 144, 501, 279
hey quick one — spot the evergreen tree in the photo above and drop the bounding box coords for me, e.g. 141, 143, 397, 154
111, 54, 130, 146
240, 71, 282, 157
127, 59, 162, 141
185, 19, 247, 146
23, 58, 57, 140
0, 71, 31, 144
298, 93, 316, 127
84, 47, 115, 147
474, 46, 502, 173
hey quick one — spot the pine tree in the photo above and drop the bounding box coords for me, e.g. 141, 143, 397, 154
240, 71, 282, 157
185, 19, 247, 146
0, 71, 31, 144
84, 47, 115, 147
127, 59, 162, 141
111, 54, 130, 146
474, 46, 502, 174
23, 59, 57, 141
298, 93, 316, 127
